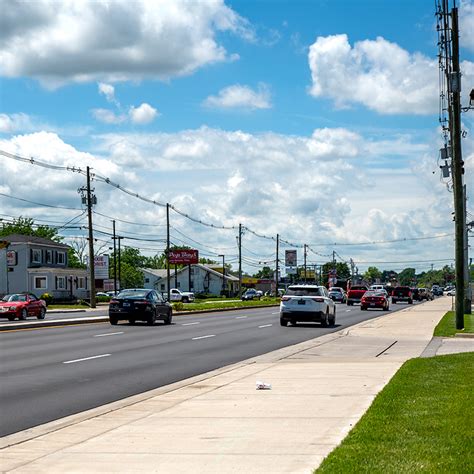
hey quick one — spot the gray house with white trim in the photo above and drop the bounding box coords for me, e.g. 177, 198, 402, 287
0, 234, 88, 299
141, 264, 239, 296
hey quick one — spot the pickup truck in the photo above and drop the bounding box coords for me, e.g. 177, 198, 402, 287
346, 285, 368, 306
169, 288, 195, 303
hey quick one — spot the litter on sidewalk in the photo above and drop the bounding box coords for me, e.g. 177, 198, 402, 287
256, 380, 272, 390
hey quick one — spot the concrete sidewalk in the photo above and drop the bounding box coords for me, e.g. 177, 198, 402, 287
1, 297, 471, 473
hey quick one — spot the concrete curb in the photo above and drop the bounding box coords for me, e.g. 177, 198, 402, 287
0, 304, 279, 331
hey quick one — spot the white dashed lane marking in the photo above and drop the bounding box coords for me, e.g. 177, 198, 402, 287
235, 316, 247, 319
63, 354, 111, 364
182, 322, 200, 326
94, 332, 124, 337
258, 324, 273, 328
192, 334, 216, 341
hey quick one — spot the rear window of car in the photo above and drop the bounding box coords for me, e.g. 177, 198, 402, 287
286, 287, 323, 296
351, 286, 367, 291
118, 290, 149, 299
329, 288, 343, 293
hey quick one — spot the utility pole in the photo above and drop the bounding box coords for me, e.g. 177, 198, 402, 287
112, 220, 117, 295
166, 203, 171, 302
238, 223, 242, 296
86, 166, 96, 308
464, 185, 471, 314
304, 244, 307, 282
118, 236, 123, 291
450, 6, 465, 329
275, 234, 279, 296
219, 254, 225, 296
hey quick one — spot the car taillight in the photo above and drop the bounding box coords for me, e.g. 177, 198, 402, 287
311, 297, 324, 302
110, 299, 118, 304
281, 296, 290, 301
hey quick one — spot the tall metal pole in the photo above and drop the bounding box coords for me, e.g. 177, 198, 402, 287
238, 223, 242, 296
304, 244, 307, 282
275, 234, 279, 296
450, 7, 465, 329
86, 166, 96, 308
464, 185, 471, 314
166, 203, 171, 302
112, 220, 117, 295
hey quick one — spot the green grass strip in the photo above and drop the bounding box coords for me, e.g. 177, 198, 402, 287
174, 298, 280, 311
434, 311, 474, 337
316, 353, 474, 473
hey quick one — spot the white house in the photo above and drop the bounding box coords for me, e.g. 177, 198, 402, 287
141, 264, 239, 296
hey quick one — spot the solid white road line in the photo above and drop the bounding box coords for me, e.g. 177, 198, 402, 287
235, 316, 247, 319
258, 324, 273, 328
94, 332, 124, 337
271, 312, 279, 314
63, 354, 111, 364
192, 334, 216, 340
182, 322, 200, 326
345, 309, 352, 312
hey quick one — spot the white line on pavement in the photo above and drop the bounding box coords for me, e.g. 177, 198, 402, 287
94, 332, 124, 337
346, 309, 352, 312
258, 324, 273, 328
235, 316, 247, 319
63, 354, 111, 364
192, 334, 216, 340
182, 322, 200, 326
271, 312, 279, 314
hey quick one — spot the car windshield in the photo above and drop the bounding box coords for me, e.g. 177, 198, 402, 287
286, 287, 322, 296
245, 290, 256, 294
329, 288, 342, 293
2, 294, 27, 302
117, 290, 148, 299
365, 291, 385, 297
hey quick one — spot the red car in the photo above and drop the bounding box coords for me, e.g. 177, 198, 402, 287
360, 291, 390, 311
0, 293, 47, 321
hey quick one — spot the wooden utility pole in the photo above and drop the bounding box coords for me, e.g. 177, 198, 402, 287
238, 223, 242, 295
450, 7, 465, 329
304, 244, 307, 282
86, 166, 96, 308
275, 234, 279, 296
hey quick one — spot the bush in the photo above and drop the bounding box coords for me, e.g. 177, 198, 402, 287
96, 295, 111, 303
40, 292, 53, 306
172, 302, 185, 311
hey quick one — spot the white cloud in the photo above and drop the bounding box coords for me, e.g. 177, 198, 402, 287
129, 103, 158, 124
204, 84, 272, 110
0, 0, 252, 87
98, 82, 118, 105
91, 108, 127, 124
460, 0, 474, 52
308, 34, 474, 115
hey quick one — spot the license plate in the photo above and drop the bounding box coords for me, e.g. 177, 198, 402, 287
123, 302, 130, 307
298, 300, 306, 305
370, 303, 375, 306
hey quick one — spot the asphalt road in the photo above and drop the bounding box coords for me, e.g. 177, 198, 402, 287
0, 302, 418, 436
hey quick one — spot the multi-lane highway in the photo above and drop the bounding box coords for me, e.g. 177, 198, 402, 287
0, 303, 416, 436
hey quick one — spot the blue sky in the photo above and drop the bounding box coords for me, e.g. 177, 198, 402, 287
0, 0, 473, 275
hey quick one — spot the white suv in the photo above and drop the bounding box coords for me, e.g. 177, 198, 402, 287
279, 285, 336, 327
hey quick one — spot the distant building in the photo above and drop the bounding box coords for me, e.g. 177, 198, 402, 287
0, 234, 88, 299
141, 264, 239, 296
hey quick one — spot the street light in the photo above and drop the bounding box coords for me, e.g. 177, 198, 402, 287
218, 254, 225, 296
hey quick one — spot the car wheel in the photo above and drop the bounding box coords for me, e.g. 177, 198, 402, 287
128, 319, 135, 325
8, 316, 15, 321
147, 313, 156, 326
110, 317, 118, 325
383, 305, 389, 311
321, 311, 329, 327
37, 308, 46, 319
20, 309, 28, 320
329, 312, 336, 326
280, 318, 288, 327
182, 297, 189, 303
165, 311, 172, 325
408, 299, 413, 304
392, 299, 397, 304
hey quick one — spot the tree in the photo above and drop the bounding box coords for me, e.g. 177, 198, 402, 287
363, 266, 382, 283
0, 217, 62, 242
322, 262, 351, 280
253, 266, 274, 279
398, 268, 416, 286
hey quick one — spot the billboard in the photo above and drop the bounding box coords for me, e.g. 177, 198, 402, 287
169, 249, 199, 265
285, 250, 297, 266
94, 255, 109, 279
6, 250, 17, 266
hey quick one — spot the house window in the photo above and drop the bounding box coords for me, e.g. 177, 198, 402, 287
57, 276, 66, 290
46, 250, 52, 264
32, 249, 41, 264
160, 284, 165, 291
145, 278, 150, 283
34, 276, 47, 289
57, 252, 66, 265
77, 277, 85, 289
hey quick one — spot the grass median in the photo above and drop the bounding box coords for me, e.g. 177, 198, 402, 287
316, 352, 474, 473
174, 297, 280, 312
434, 310, 474, 337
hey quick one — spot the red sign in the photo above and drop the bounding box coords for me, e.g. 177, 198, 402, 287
168, 249, 199, 264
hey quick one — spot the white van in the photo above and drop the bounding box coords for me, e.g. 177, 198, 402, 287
369, 285, 385, 291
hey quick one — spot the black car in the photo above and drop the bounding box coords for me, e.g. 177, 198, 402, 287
109, 289, 172, 325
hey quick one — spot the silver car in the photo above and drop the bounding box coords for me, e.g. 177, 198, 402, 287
280, 285, 336, 327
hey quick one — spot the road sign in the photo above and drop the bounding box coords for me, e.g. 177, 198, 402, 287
169, 249, 199, 264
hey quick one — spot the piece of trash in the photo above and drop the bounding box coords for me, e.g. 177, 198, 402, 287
256, 380, 272, 390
